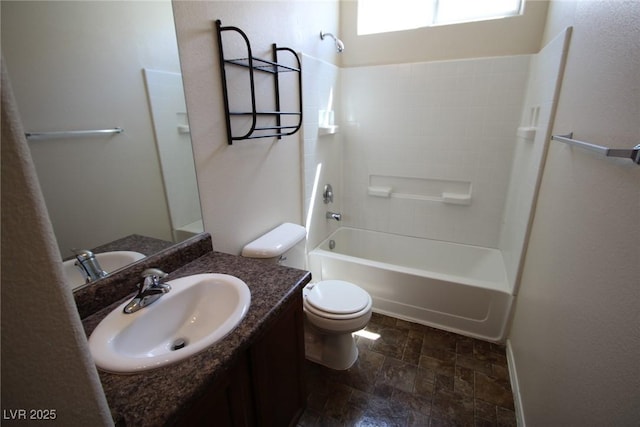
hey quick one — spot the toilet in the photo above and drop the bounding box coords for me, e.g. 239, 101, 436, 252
241, 223, 372, 370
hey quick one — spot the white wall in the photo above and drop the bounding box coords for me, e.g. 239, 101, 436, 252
1, 1, 179, 256
340, 56, 530, 248
499, 28, 571, 292
301, 55, 343, 251
173, 1, 340, 254
339, 0, 549, 67
508, 1, 640, 425
144, 69, 202, 239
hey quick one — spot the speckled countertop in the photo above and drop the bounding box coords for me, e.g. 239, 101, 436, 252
91, 234, 175, 256
74, 234, 212, 318
80, 235, 311, 426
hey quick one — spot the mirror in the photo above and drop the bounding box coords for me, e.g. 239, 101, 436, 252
1, 1, 202, 273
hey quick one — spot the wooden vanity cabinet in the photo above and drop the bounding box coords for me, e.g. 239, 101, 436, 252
177, 291, 305, 427
177, 352, 254, 427
249, 291, 306, 426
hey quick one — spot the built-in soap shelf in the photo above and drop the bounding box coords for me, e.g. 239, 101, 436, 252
518, 105, 540, 141
368, 175, 472, 205
318, 109, 339, 136
318, 125, 339, 136
517, 126, 536, 140
367, 186, 393, 197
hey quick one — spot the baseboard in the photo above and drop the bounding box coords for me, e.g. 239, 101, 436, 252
506, 339, 525, 427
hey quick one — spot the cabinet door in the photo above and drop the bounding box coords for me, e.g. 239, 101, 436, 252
250, 292, 306, 427
177, 353, 254, 427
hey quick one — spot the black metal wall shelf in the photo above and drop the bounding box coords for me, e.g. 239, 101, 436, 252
215, 20, 303, 145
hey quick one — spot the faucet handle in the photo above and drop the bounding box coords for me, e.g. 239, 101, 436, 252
72, 248, 95, 261
323, 184, 334, 204
139, 268, 169, 292
124, 268, 170, 314
141, 268, 168, 279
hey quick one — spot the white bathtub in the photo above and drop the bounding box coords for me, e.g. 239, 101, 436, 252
307, 227, 513, 342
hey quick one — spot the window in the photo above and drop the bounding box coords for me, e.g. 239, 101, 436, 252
357, 0, 524, 35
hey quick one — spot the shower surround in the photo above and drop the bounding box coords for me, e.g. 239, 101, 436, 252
341, 55, 531, 249
302, 30, 569, 340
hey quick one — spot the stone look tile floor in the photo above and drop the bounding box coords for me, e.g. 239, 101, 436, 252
299, 313, 516, 427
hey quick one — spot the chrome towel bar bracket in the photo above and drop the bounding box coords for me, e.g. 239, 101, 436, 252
552, 133, 640, 165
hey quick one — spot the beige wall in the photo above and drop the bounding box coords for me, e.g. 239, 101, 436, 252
339, 0, 549, 67
508, 1, 640, 425
1, 63, 113, 426
3, 1, 637, 424
1, 1, 178, 256
172, 0, 547, 255
173, 1, 340, 254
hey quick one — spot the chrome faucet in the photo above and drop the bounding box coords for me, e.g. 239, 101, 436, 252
73, 249, 107, 283
123, 268, 171, 314
326, 211, 342, 221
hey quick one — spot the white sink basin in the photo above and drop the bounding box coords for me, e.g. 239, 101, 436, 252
89, 273, 251, 373
63, 251, 146, 290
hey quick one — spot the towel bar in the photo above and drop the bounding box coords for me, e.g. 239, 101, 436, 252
25, 127, 124, 141
552, 133, 640, 165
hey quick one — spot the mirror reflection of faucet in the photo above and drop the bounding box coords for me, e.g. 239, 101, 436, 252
73, 249, 107, 283
326, 211, 342, 221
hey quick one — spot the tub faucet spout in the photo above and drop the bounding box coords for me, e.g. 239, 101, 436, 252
326, 211, 342, 221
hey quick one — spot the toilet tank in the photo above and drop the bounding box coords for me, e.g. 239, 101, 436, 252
241, 223, 307, 269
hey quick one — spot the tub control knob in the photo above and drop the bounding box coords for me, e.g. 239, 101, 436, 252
323, 184, 334, 204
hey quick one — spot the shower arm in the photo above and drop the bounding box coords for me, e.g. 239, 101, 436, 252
320, 31, 344, 53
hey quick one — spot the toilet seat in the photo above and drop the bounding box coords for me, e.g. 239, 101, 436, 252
304, 280, 372, 320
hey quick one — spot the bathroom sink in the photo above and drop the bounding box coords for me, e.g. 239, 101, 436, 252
88, 273, 251, 373
63, 251, 146, 290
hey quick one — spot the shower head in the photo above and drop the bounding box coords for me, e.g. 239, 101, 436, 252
320, 31, 344, 53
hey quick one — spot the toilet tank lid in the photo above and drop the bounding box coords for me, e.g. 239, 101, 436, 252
241, 223, 306, 258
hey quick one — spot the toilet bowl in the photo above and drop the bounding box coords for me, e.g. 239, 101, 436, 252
241, 223, 373, 370
302, 280, 372, 370
303, 280, 372, 331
